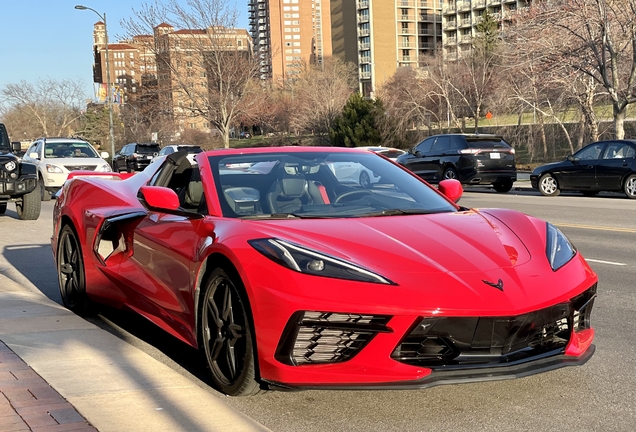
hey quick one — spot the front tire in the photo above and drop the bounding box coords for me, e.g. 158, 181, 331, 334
16, 187, 41, 220
40, 177, 52, 201
57, 225, 92, 315
538, 173, 560, 196
199, 268, 260, 396
624, 174, 636, 199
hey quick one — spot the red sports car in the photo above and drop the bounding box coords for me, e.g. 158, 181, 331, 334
52, 147, 597, 396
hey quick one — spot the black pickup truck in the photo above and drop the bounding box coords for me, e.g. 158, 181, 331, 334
0, 123, 40, 220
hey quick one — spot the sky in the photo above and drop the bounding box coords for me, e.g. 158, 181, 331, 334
0, 0, 248, 102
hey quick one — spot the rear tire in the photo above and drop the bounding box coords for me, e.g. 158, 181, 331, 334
359, 170, 371, 188
57, 225, 93, 315
493, 180, 513, 193
442, 167, 458, 180
538, 173, 560, 196
16, 187, 41, 220
624, 174, 636, 199
199, 268, 261, 396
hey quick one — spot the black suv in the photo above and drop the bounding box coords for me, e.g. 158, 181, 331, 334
0, 123, 40, 219
112, 142, 161, 172
397, 133, 517, 192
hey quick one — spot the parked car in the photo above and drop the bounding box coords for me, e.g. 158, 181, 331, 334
152, 144, 202, 161
397, 134, 517, 193
531, 139, 636, 198
0, 123, 40, 219
52, 146, 596, 396
112, 142, 161, 172
358, 146, 407, 161
23, 137, 111, 201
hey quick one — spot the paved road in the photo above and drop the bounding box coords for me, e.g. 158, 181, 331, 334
1, 191, 635, 432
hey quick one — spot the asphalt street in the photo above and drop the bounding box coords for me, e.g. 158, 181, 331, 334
1, 188, 635, 432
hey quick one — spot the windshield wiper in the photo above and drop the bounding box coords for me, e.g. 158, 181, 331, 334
363, 208, 436, 217
241, 213, 305, 219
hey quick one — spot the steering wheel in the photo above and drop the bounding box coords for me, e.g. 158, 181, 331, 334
334, 189, 373, 203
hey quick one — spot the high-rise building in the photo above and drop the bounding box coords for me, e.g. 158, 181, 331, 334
331, 0, 443, 97
248, 0, 333, 82
442, 0, 529, 60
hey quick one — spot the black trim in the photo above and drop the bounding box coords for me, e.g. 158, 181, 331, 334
263, 344, 595, 391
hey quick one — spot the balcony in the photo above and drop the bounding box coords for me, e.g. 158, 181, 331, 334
446, 36, 457, 44
358, 14, 369, 23
401, 56, 413, 62
458, 2, 471, 11
442, 4, 456, 14
360, 71, 371, 79
418, 0, 433, 7
419, 28, 430, 35
359, 42, 370, 50
473, 0, 487, 8
357, 0, 369, 9
445, 21, 457, 29
398, 0, 415, 6
400, 27, 415, 34
358, 28, 370, 36
398, 14, 416, 21
359, 56, 371, 63
460, 18, 471, 27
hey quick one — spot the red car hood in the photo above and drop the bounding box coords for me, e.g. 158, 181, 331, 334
250, 210, 531, 276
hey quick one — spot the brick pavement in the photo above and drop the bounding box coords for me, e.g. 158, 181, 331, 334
0, 342, 97, 432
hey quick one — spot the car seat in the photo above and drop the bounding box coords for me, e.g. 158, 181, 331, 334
266, 166, 324, 213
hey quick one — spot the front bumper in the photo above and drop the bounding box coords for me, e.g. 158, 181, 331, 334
265, 343, 595, 390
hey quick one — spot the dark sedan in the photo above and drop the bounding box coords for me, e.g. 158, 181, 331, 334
397, 134, 517, 193
530, 139, 636, 198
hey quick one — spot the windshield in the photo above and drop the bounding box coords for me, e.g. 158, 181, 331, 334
45, 142, 99, 158
209, 151, 457, 219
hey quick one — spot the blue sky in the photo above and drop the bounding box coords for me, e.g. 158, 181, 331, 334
0, 0, 248, 102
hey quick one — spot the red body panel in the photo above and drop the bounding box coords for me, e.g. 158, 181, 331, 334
52, 147, 597, 388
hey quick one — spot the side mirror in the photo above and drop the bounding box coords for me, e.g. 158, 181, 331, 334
566, 154, 574, 161
101, 151, 110, 159
29, 152, 39, 159
438, 179, 463, 203
138, 186, 180, 211
11, 142, 21, 153
137, 186, 204, 219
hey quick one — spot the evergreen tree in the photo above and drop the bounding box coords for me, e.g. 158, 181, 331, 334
330, 92, 384, 147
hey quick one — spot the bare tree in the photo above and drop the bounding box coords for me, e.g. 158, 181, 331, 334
121, 0, 260, 148
1, 78, 87, 137
288, 59, 357, 144
523, 0, 636, 139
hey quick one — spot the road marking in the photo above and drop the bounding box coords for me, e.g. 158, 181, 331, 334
585, 259, 627, 266
554, 223, 636, 233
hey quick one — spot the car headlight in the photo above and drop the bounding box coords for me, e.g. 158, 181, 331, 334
97, 164, 112, 172
46, 164, 64, 173
4, 161, 16, 171
249, 238, 394, 284
546, 223, 576, 271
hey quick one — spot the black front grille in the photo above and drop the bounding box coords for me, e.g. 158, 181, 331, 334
392, 285, 596, 368
64, 165, 97, 171
276, 311, 392, 365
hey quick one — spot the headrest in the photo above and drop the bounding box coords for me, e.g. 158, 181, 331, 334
185, 181, 203, 206
279, 177, 306, 198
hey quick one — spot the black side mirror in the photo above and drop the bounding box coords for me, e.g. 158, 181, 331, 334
11, 142, 21, 153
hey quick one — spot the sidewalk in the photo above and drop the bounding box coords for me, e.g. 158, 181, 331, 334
0, 274, 269, 432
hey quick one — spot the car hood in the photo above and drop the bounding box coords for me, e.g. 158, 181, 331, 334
249, 210, 532, 276
50, 158, 109, 168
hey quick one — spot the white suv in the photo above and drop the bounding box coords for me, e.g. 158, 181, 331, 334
23, 137, 111, 200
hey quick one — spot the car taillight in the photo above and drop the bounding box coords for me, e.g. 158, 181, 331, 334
459, 148, 481, 155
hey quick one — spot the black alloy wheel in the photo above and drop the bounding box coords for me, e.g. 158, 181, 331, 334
200, 268, 261, 396
57, 225, 91, 314
624, 174, 636, 199
538, 173, 561, 196
443, 167, 458, 180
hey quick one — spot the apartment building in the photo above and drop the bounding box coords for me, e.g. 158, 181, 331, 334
442, 0, 529, 60
92, 22, 157, 101
330, 0, 443, 97
91, 22, 251, 134
248, 0, 333, 82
